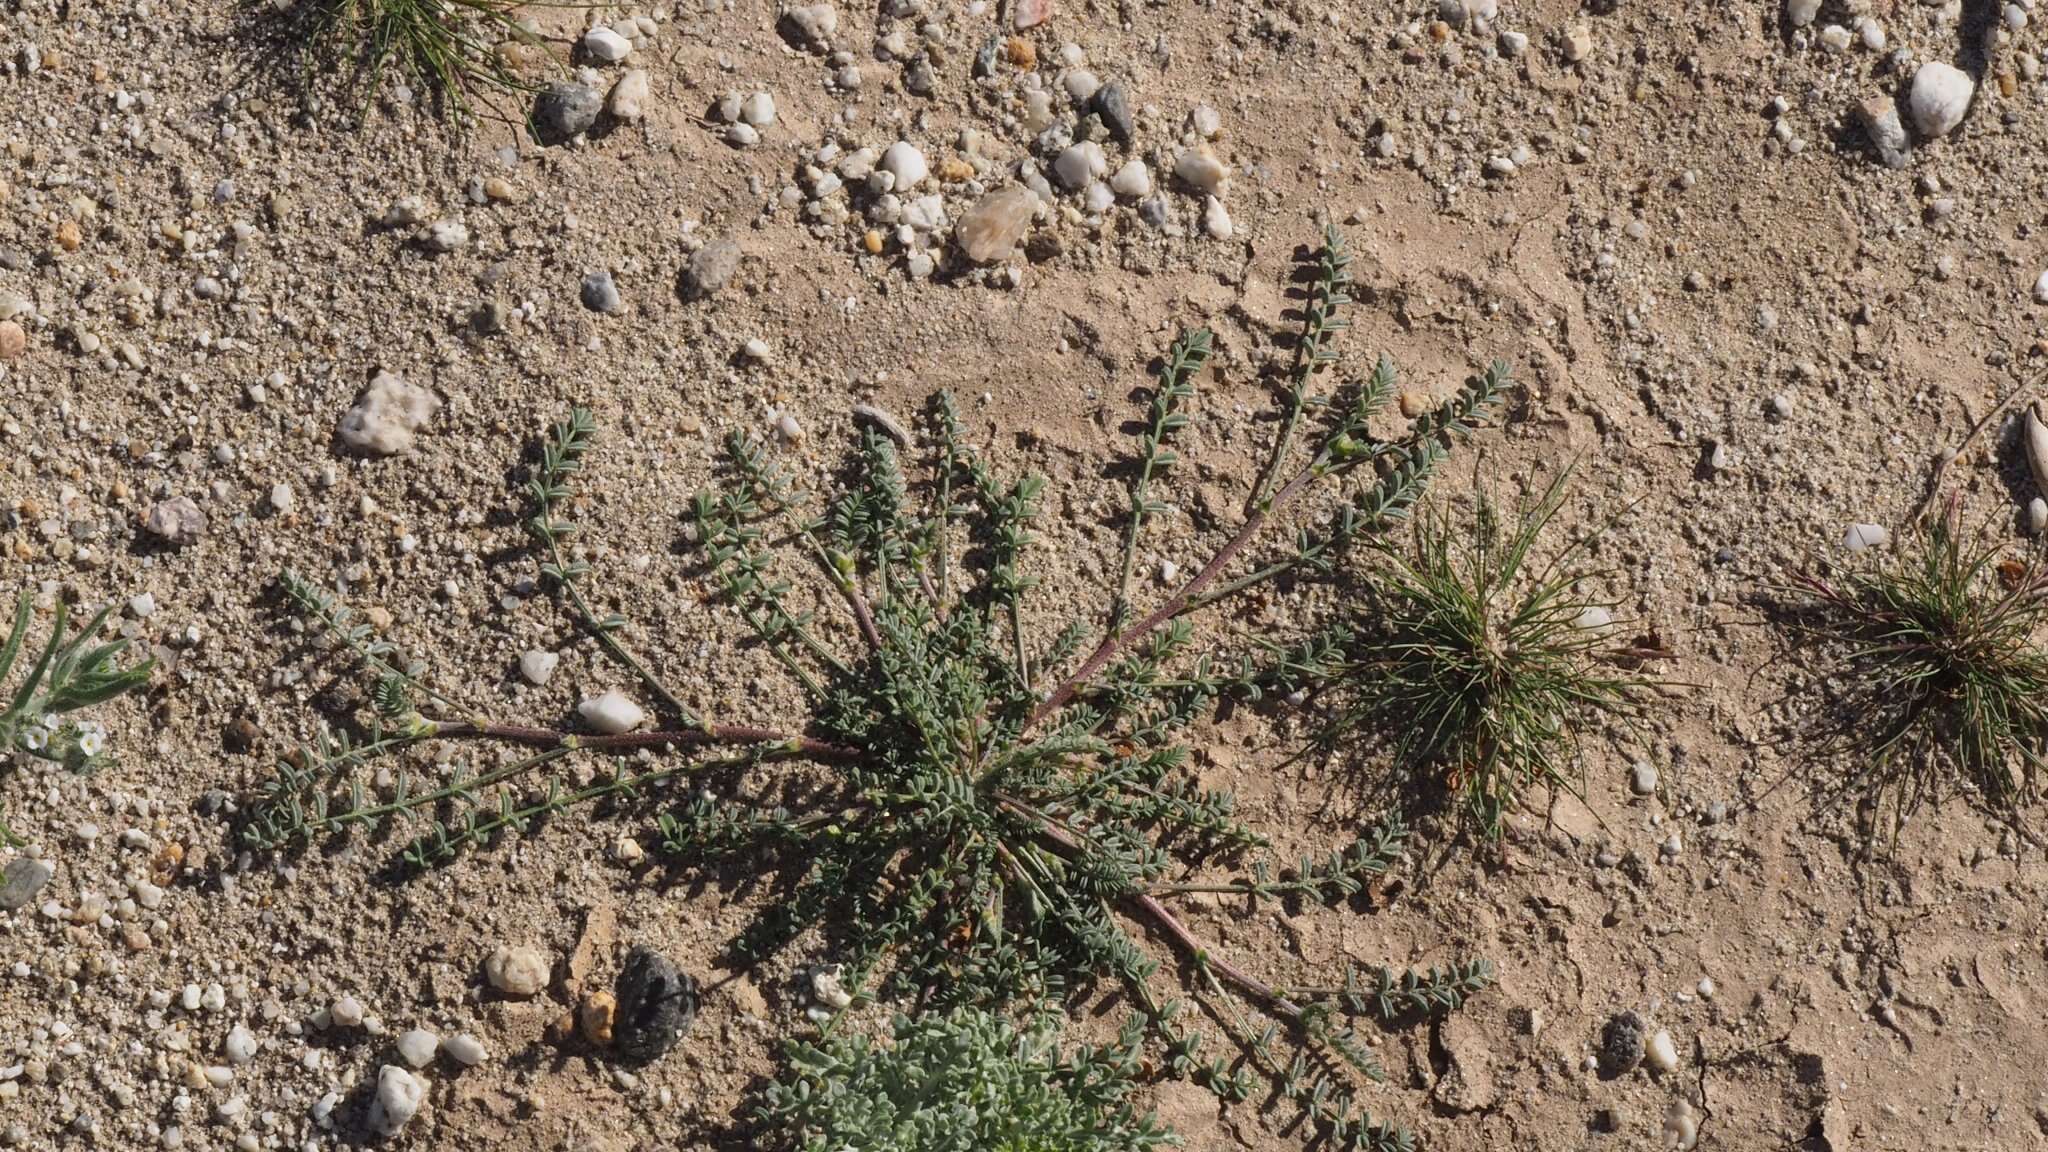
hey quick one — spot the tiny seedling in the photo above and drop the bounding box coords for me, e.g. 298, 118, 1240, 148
1786, 504, 2048, 842
248, 228, 1506, 1149
0, 593, 154, 845
1331, 472, 1655, 837
754, 1008, 1173, 1152
286, 0, 544, 121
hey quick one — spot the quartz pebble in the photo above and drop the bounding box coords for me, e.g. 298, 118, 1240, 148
1645, 1029, 1679, 1073
740, 91, 777, 127
1843, 523, 1889, 553
268, 482, 296, 515
395, 1030, 438, 1069
1202, 196, 1232, 240
442, 1033, 487, 1066
420, 218, 468, 253
330, 995, 365, 1028
1630, 761, 1658, 796
1109, 160, 1152, 199
578, 690, 645, 735
1562, 24, 1592, 62
518, 650, 558, 685
607, 70, 649, 121
1174, 146, 1229, 196
1013, 0, 1051, 30
1787, 0, 1819, 26
881, 141, 929, 190
1052, 141, 1106, 189
143, 497, 208, 547
368, 1066, 424, 1137
1907, 62, 1974, 140
338, 371, 440, 456
2029, 497, 2048, 536
2034, 269, 2048, 305
224, 1026, 257, 1065
583, 26, 631, 62
954, 186, 1037, 263
786, 3, 837, 44
485, 945, 551, 997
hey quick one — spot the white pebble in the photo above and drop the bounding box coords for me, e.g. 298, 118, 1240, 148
518, 650, 558, 685
607, 70, 650, 121
1786, 0, 1819, 26
577, 691, 645, 735
881, 141, 928, 190
1174, 146, 1229, 196
2030, 497, 2047, 536
1858, 18, 1886, 50
1083, 181, 1114, 214
1907, 62, 1974, 140
223, 1026, 257, 1066
484, 945, 551, 997
1063, 69, 1099, 101
1202, 196, 1233, 240
726, 123, 760, 147
1645, 1028, 1679, 1073
740, 91, 777, 126
268, 483, 295, 515
1696, 977, 1716, 999
330, 996, 365, 1029
442, 1034, 487, 1066
338, 371, 440, 456
1052, 141, 1106, 189
2034, 269, 2048, 305
368, 1066, 424, 1137
1574, 606, 1612, 630
420, 218, 468, 253
1843, 523, 1889, 553
743, 337, 773, 362
582, 26, 632, 63
394, 1030, 438, 1069
786, 2, 838, 42
1109, 159, 1152, 199
1188, 104, 1221, 139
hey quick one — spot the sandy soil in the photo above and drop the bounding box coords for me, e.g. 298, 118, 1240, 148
4, 0, 2048, 1148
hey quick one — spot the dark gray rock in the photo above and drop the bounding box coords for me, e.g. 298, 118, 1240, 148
580, 270, 621, 314
1597, 1011, 1646, 1077
1093, 82, 1134, 143
612, 946, 696, 1065
533, 83, 602, 145
1, 858, 54, 912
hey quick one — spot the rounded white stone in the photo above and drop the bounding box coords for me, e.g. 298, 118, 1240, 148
881, 142, 928, 190
395, 1030, 438, 1069
368, 1066, 425, 1137
1907, 62, 1974, 140
583, 27, 632, 63
443, 1033, 487, 1066
1645, 1028, 1679, 1073
578, 690, 645, 734
1110, 159, 1152, 199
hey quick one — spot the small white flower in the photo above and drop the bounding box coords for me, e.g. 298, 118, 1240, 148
77, 729, 105, 757
77, 720, 105, 742
39, 713, 60, 731
22, 727, 49, 752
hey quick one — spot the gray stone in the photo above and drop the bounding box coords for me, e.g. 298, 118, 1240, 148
1092, 82, 1134, 143
143, 497, 208, 547
533, 83, 602, 145
1630, 761, 1658, 796
681, 240, 742, 300
1597, 1011, 1645, 1077
580, 270, 621, 314
613, 946, 696, 1065
0, 858, 54, 912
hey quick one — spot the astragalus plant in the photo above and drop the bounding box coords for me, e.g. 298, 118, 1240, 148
248, 227, 1506, 1150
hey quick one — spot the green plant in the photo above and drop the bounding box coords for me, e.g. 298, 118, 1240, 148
755, 1007, 1173, 1152
0, 593, 155, 845
289, 0, 544, 121
1786, 504, 2048, 840
246, 228, 1507, 1149
1328, 472, 1654, 837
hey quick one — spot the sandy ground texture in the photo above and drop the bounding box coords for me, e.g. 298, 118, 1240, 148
5, 0, 2048, 1148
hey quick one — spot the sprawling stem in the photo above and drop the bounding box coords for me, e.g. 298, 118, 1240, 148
420, 716, 861, 760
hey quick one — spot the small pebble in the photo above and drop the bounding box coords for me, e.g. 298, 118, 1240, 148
368, 1066, 424, 1137
786, 3, 838, 44
582, 26, 631, 63
0, 859, 54, 912
578, 691, 645, 735
740, 91, 777, 127
338, 371, 440, 456
607, 70, 650, 121
1907, 62, 1974, 140
682, 239, 742, 300
518, 650, 559, 685
955, 186, 1037, 262
143, 497, 208, 548
533, 83, 602, 144
330, 996, 365, 1029
485, 945, 551, 998
1174, 146, 1229, 196
420, 219, 468, 254
1202, 196, 1232, 240
1597, 1011, 1645, 1076
442, 1034, 487, 1066
1645, 1029, 1679, 1073
881, 141, 929, 190
1843, 523, 1889, 553
224, 1026, 257, 1065
394, 1030, 438, 1069
0, 320, 23, 361
1630, 761, 1658, 796
580, 270, 622, 314
1109, 159, 1152, 199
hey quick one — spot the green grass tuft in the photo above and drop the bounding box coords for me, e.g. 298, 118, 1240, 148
1787, 505, 2048, 841
1335, 472, 1654, 837
293, 0, 544, 121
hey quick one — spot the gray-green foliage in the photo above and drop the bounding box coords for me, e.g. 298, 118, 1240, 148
246, 227, 1507, 1150
756, 1008, 1173, 1152
0, 593, 154, 845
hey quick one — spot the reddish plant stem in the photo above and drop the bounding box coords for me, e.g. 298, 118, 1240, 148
1030, 462, 1322, 726
998, 795, 1302, 1020
424, 718, 863, 761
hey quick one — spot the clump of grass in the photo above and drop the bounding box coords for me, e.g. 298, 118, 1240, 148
754, 1007, 1173, 1152
1787, 505, 2048, 840
247, 228, 1508, 1150
291, 0, 543, 121
0, 593, 155, 845
1333, 472, 1654, 837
